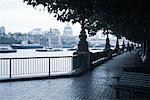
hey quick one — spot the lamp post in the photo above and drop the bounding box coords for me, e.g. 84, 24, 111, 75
104, 29, 112, 58
122, 39, 125, 52
115, 35, 120, 53
105, 30, 110, 51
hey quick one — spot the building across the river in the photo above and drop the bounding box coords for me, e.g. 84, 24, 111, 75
0, 26, 5, 37
61, 23, 76, 48
48, 28, 62, 48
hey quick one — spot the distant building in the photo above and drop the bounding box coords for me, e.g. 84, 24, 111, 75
87, 32, 116, 48
28, 28, 45, 45
61, 36, 76, 48
28, 28, 43, 35
48, 28, 62, 48
61, 24, 76, 48
0, 26, 5, 37
63, 23, 73, 36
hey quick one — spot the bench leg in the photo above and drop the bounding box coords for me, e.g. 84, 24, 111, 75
129, 89, 133, 99
116, 89, 120, 99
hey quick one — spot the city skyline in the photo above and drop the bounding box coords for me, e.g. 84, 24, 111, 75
0, 0, 81, 35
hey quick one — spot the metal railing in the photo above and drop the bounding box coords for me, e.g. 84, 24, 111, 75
0, 56, 74, 79
0, 50, 122, 80
90, 50, 117, 67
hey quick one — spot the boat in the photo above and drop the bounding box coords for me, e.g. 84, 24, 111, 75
67, 48, 77, 51
52, 48, 63, 51
11, 44, 43, 49
36, 47, 63, 52
0, 48, 17, 53
11, 40, 43, 49
67, 46, 77, 51
36, 47, 53, 52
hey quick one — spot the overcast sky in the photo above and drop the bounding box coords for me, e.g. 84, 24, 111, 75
0, 0, 81, 35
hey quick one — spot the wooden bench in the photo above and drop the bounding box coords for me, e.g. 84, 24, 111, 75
110, 71, 150, 99
123, 65, 150, 74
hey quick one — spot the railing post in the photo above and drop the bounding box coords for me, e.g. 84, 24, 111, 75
72, 55, 79, 70
10, 59, 11, 78
49, 58, 50, 76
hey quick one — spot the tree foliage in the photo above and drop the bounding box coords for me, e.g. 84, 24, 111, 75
24, 0, 150, 43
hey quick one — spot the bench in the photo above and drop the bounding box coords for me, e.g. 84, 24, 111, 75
123, 66, 150, 74
110, 71, 150, 99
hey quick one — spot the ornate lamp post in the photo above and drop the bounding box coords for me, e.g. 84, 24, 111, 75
115, 35, 120, 53
122, 39, 125, 52
115, 36, 119, 49
105, 30, 110, 51
104, 29, 112, 58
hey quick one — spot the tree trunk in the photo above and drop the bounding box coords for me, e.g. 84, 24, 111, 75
145, 39, 150, 64
121, 39, 125, 52
77, 19, 89, 52
142, 39, 150, 64
115, 36, 120, 53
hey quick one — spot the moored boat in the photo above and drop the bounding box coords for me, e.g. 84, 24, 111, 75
36, 48, 53, 52
0, 48, 17, 53
11, 44, 43, 49
52, 48, 63, 51
67, 48, 77, 51
10, 40, 43, 49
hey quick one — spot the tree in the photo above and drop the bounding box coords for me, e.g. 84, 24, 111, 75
23, 0, 150, 42
24, 0, 98, 52
24, 0, 150, 63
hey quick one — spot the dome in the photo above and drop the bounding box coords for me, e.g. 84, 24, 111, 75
63, 23, 73, 36
64, 25, 72, 29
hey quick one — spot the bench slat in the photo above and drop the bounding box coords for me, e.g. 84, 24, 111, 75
120, 77, 150, 83
118, 80, 150, 88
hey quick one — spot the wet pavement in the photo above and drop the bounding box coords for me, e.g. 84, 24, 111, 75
0, 51, 139, 100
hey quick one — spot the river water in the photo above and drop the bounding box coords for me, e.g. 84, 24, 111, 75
0, 44, 104, 58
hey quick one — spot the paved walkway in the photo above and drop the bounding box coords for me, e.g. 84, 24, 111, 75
0, 51, 139, 100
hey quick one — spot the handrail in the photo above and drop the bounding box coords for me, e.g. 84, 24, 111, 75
0, 55, 77, 60
0, 55, 74, 79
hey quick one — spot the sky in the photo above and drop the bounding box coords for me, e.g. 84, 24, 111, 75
0, 0, 81, 35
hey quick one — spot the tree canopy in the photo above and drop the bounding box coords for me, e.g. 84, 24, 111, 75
24, 0, 150, 43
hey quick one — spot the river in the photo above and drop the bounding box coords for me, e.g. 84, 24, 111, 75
0, 44, 104, 58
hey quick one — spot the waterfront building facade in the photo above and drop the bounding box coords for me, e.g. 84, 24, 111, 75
48, 28, 62, 48
87, 31, 116, 49
0, 26, 5, 37
61, 24, 76, 48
